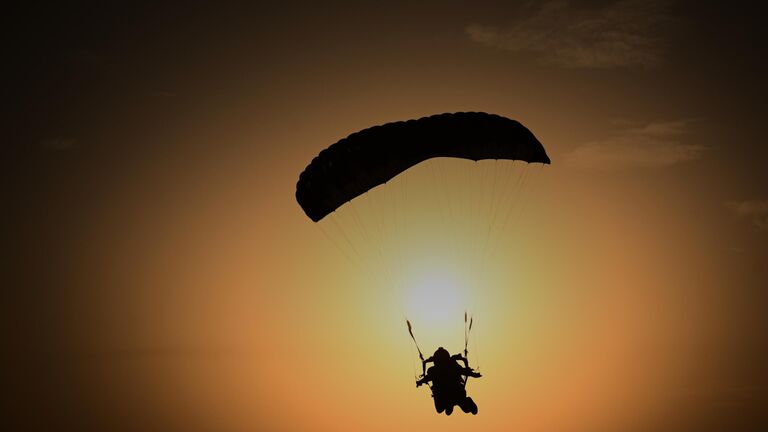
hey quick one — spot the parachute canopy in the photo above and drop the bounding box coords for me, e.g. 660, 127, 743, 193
296, 112, 550, 222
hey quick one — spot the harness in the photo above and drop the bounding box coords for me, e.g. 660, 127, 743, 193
407, 312, 477, 392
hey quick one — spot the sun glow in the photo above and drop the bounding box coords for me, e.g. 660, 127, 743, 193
405, 268, 467, 327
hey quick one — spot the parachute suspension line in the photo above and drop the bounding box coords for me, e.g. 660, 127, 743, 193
317, 199, 411, 331
399, 170, 409, 282
516, 163, 544, 220
390, 169, 414, 321
348, 198, 387, 285
483, 164, 528, 253
472, 162, 532, 303
475, 164, 530, 289
333, 190, 406, 334
334, 207, 391, 287
329, 214, 361, 260
428, 159, 460, 311
347, 199, 371, 246
316, 220, 355, 264
486, 160, 501, 236
436, 159, 455, 230
436, 158, 462, 279
469, 164, 526, 370
461, 162, 475, 301
469, 160, 489, 292
429, 160, 448, 252
480, 160, 497, 259
487, 163, 542, 264
375, 195, 399, 301
488, 160, 517, 231
364, 185, 405, 320
349, 197, 398, 300
499, 162, 532, 232
392, 171, 408, 297
482, 161, 502, 266
362, 191, 384, 272
390, 171, 431, 380
485, 163, 537, 261
325, 208, 412, 322
472, 161, 496, 300
332, 207, 393, 301
477, 164, 541, 307
483, 161, 528, 259
381, 181, 400, 284
495, 161, 519, 236
465, 161, 482, 294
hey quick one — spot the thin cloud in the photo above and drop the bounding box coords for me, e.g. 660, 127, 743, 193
566, 121, 704, 169
466, 0, 666, 68
727, 200, 768, 231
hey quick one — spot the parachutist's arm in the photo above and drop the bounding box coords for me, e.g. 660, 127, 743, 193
461, 367, 482, 379
452, 354, 469, 369
416, 375, 432, 387
421, 355, 434, 376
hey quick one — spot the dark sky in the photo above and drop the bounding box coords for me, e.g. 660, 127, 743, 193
4, 1, 768, 431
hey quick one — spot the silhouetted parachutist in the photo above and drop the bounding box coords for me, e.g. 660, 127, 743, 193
416, 347, 481, 415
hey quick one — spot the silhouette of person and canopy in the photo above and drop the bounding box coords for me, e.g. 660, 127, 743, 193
295, 112, 550, 415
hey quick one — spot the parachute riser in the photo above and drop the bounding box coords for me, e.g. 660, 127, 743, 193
406, 320, 425, 363
463, 312, 474, 389
463, 311, 473, 360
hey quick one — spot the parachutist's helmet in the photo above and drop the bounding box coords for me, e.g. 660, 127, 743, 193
433, 347, 450, 363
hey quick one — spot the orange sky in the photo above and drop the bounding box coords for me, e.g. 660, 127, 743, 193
5, 2, 768, 431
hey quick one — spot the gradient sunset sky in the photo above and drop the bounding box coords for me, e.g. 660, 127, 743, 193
5, 1, 768, 431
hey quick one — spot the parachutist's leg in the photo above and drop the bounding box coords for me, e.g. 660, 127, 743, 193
433, 397, 444, 414
459, 397, 478, 415
445, 404, 453, 416
459, 398, 471, 413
